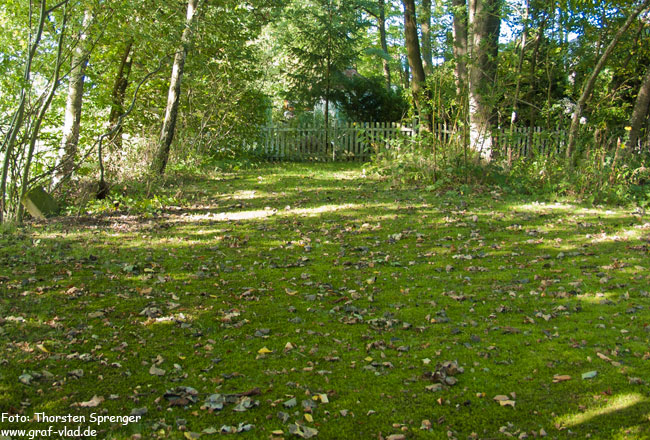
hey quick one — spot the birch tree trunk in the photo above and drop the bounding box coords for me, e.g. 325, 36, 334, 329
152, 0, 199, 175
468, 0, 501, 160
566, 0, 650, 163
627, 65, 650, 151
58, 8, 93, 181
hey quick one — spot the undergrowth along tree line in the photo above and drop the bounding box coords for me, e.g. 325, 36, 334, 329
2, 0, 650, 223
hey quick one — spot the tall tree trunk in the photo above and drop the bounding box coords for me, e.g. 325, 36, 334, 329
627, 65, 650, 151
0, 1, 47, 224
400, 55, 410, 90
420, 0, 433, 75
527, 15, 546, 138
452, 0, 468, 98
402, 0, 430, 131
566, 0, 650, 163
152, 0, 199, 175
325, 2, 333, 149
507, 0, 528, 163
17, 5, 68, 222
510, 0, 528, 130
468, 0, 501, 160
58, 8, 93, 181
108, 39, 134, 152
378, 0, 391, 88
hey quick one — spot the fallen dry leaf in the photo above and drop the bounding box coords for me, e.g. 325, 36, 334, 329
494, 395, 516, 407
76, 395, 104, 408
553, 375, 572, 383
149, 365, 166, 376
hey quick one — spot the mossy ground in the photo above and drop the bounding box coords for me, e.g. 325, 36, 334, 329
1, 163, 649, 439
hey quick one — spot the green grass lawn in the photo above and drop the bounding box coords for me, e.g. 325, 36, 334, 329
1, 163, 649, 439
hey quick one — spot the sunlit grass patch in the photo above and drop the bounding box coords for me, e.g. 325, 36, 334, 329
1, 163, 649, 439
556, 393, 646, 427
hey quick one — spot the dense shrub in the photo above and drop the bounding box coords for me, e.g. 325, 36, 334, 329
331, 75, 408, 122
370, 132, 650, 206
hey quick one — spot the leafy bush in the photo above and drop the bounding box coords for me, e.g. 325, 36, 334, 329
330, 74, 408, 122
370, 131, 650, 206
60, 177, 187, 217
368, 132, 497, 189
505, 143, 650, 205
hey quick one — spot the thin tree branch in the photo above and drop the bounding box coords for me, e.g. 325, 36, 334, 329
28, 55, 172, 188
46, 0, 70, 15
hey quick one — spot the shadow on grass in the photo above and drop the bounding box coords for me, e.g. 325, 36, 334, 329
1, 164, 649, 439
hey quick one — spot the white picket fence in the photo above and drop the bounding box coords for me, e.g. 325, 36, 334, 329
258, 121, 578, 161
260, 121, 419, 161
495, 126, 570, 159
